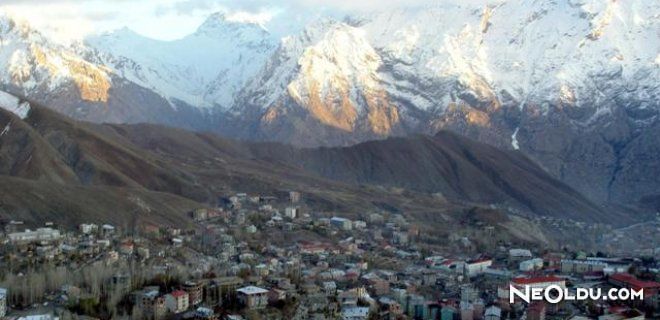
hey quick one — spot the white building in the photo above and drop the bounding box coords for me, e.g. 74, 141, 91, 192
237, 286, 269, 309
353, 220, 367, 229
17, 315, 55, 320
509, 249, 532, 259
464, 259, 492, 277
101, 224, 116, 236
79, 223, 98, 234
8, 228, 61, 244
285, 207, 298, 219
519, 258, 544, 271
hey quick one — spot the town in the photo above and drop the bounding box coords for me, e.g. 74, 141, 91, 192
0, 191, 657, 320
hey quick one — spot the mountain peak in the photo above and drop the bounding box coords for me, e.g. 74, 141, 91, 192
0, 11, 34, 38
195, 12, 268, 37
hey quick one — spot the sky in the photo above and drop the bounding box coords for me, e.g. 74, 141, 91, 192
0, 0, 441, 43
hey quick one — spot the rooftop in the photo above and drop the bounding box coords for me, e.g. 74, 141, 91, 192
171, 290, 187, 298
237, 286, 269, 295
610, 273, 660, 290
511, 276, 564, 285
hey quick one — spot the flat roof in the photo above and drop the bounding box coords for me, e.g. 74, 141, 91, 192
237, 286, 269, 295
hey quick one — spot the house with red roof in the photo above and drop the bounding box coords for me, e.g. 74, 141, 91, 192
165, 290, 189, 313
510, 276, 566, 292
608, 273, 660, 308
464, 258, 492, 277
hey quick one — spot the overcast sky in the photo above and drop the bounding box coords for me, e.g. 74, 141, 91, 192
0, 0, 443, 43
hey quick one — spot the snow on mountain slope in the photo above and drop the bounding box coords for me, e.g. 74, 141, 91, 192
0, 13, 112, 103
370, 0, 658, 112
0, 90, 30, 119
235, 0, 658, 136
85, 13, 277, 109
0, 1, 658, 138
238, 19, 401, 135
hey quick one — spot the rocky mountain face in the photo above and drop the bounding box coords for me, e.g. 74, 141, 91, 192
0, 1, 659, 209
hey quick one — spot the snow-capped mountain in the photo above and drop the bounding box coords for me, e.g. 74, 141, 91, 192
0, 13, 112, 103
230, 19, 405, 145
233, 0, 659, 144
3, 1, 657, 127
360, 0, 659, 112
85, 13, 277, 109
0, 0, 659, 206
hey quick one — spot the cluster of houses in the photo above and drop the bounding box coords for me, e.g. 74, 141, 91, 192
0, 191, 657, 320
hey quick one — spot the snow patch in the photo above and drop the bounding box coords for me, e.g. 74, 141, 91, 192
0, 90, 31, 119
1, 122, 10, 136
511, 127, 520, 150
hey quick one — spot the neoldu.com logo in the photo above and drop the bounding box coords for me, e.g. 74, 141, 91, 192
510, 285, 644, 304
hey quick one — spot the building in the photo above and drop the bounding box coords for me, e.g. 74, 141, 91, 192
323, 281, 337, 296
378, 297, 402, 319
393, 231, 409, 245
285, 207, 298, 219
119, 241, 134, 255
204, 277, 243, 307
460, 301, 474, 320
79, 223, 98, 234
236, 286, 269, 309
101, 224, 116, 236
353, 220, 367, 229
609, 273, 660, 308
519, 258, 544, 272
510, 276, 566, 291
165, 290, 189, 313
183, 281, 204, 306
485, 306, 501, 320
509, 249, 533, 259
461, 284, 479, 303
560, 259, 607, 274
441, 305, 457, 320
16, 314, 56, 320
331, 217, 353, 230
406, 294, 429, 319
245, 225, 257, 234
139, 290, 166, 320
289, 191, 301, 203
8, 228, 61, 244
527, 301, 546, 320
194, 307, 216, 320
464, 258, 492, 277
342, 306, 370, 320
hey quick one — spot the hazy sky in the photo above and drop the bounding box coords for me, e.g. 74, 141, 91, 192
0, 0, 441, 43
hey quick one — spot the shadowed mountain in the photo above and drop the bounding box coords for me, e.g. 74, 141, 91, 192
107, 122, 623, 224
236, 132, 616, 223
0, 96, 633, 228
